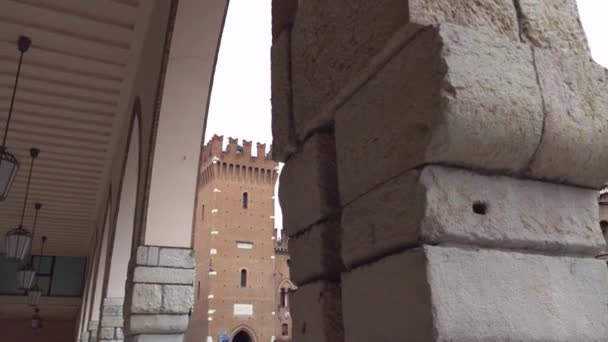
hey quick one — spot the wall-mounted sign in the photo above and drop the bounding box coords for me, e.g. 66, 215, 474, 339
233, 303, 254, 316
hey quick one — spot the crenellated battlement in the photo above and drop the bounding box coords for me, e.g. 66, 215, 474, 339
201, 135, 275, 163
274, 228, 289, 253
199, 134, 279, 187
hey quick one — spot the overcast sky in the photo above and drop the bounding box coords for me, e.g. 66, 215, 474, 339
205, 0, 608, 229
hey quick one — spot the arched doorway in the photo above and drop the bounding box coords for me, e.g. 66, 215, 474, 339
232, 330, 253, 342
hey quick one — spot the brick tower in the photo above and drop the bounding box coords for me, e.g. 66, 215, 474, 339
187, 135, 282, 342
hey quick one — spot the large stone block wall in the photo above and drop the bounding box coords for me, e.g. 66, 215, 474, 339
124, 246, 195, 342
272, 0, 608, 341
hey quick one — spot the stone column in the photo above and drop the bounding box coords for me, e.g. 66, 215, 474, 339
99, 298, 125, 341
86, 320, 99, 342
272, 0, 608, 341
123, 246, 195, 342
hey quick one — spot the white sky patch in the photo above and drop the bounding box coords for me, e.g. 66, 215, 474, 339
206, 0, 608, 231
577, 0, 608, 67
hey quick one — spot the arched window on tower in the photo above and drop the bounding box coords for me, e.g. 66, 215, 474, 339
242, 192, 248, 209
282, 323, 289, 336
240, 269, 247, 288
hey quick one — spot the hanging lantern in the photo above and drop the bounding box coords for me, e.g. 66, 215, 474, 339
4, 148, 40, 262
0, 150, 19, 201
28, 284, 42, 307
28, 236, 46, 307
16, 203, 42, 289
17, 265, 36, 290
31, 307, 42, 334
4, 227, 32, 262
0, 36, 31, 201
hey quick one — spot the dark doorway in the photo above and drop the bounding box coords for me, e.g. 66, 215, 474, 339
233, 330, 252, 342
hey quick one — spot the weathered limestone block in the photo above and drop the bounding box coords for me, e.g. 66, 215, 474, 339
132, 335, 184, 342
271, 29, 297, 161
129, 315, 189, 335
99, 327, 115, 340
89, 320, 99, 331
342, 246, 608, 341
136, 246, 159, 266
101, 315, 123, 328
126, 246, 194, 340
158, 248, 194, 268
291, 281, 344, 342
162, 285, 194, 314
335, 23, 543, 204
102, 305, 122, 317
279, 133, 340, 235
409, 0, 519, 40
516, 0, 589, 53
526, 49, 608, 188
291, 0, 519, 132
342, 248, 433, 342
88, 320, 99, 342
289, 221, 344, 285
133, 266, 194, 285
102, 298, 124, 316
342, 165, 604, 267
131, 284, 162, 314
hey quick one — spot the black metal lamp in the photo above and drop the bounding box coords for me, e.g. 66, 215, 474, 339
0, 36, 31, 201
4, 148, 40, 262
16, 203, 42, 290
28, 236, 46, 307
31, 307, 42, 334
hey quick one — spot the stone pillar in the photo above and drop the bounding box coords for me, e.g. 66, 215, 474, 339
272, 0, 608, 341
99, 298, 125, 341
87, 320, 99, 342
273, 2, 346, 339
123, 246, 195, 342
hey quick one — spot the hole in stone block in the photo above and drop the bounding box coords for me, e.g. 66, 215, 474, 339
472, 201, 487, 215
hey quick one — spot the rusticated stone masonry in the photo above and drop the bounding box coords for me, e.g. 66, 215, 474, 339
99, 297, 125, 341
85, 320, 98, 342
272, 0, 608, 341
124, 246, 195, 342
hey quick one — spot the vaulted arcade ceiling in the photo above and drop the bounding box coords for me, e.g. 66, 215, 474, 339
0, 0, 155, 257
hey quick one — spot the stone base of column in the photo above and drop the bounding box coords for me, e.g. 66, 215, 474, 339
87, 320, 99, 342
339, 165, 608, 341
132, 334, 184, 342
342, 245, 608, 341
99, 297, 125, 341
124, 246, 194, 342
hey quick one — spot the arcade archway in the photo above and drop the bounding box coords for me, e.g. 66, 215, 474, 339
232, 330, 253, 342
